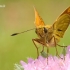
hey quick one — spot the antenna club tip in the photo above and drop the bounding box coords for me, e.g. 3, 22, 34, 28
11, 33, 19, 36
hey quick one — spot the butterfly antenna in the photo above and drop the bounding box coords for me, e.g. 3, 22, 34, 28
11, 28, 35, 36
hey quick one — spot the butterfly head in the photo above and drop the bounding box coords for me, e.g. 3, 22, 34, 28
35, 27, 48, 38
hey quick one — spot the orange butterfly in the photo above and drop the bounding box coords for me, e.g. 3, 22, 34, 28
32, 7, 70, 58
11, 7, 70, 59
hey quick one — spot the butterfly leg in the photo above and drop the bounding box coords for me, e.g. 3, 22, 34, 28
41, 46, 44, 52
32, 39, 39, 58
57, 44, 67, 47
32, 38, 45, 58
46, 45, 49, 64
57, 44, 67, 60
53, 36, 62, 58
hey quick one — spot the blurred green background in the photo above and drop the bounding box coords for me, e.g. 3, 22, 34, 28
0, 0, 70, 70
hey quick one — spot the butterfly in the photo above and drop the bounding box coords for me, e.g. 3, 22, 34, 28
32, 6, 70, 58
11, 7, 70, 59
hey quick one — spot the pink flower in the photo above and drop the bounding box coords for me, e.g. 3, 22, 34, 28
20, 46, 70, 70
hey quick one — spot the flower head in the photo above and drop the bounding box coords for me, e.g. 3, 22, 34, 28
15, 46, 70, 70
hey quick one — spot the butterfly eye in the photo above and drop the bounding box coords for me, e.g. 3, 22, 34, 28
44, 27, 47, 33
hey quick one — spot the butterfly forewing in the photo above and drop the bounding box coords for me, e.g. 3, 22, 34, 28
34, 7, 45, 28
53, 7, 70, 38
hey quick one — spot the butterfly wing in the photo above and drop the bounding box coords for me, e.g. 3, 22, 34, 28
53, 7, 70, 38
34, 7, 45, 28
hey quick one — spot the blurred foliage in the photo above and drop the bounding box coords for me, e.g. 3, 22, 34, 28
0, 0, 70, 70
